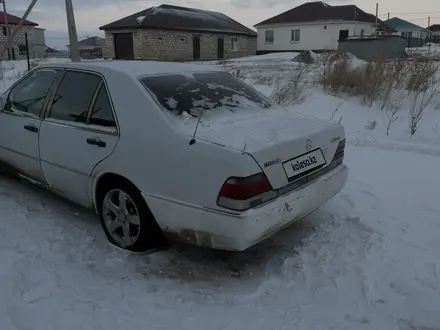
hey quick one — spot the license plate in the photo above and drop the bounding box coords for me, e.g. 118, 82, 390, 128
283, 149, 326, 179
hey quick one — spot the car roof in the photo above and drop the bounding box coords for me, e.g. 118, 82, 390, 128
38, 60, 220, 77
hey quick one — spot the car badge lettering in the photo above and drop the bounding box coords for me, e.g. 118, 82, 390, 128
264, 158, 281, 168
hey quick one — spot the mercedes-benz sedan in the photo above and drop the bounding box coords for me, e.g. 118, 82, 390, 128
0, 60, 348, 252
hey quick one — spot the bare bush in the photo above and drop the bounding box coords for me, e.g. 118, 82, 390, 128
406, 60, 438, 92
405, 60, 440, 135
380, 59, 408, 111
30, 59, 41, 69
365, 120, 377, 130
271, 64, 309, 105
314, 52, 337, 91
231, 68, 246, 80
384, 107, 400, 136
319, 55, 387, 106
249, 69, 276, 85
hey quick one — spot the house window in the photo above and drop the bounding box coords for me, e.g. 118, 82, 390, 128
2, 26, 11, 36
231, 37, 239, 51
265, 30, 274, 43
291, 29, 300, 42
18, 44, 27, 56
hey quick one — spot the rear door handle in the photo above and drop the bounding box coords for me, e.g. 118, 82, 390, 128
86, 138, 106, 148
24, 124, 38, 133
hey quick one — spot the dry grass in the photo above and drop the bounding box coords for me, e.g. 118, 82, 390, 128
271, 64, 310, 105
316, 53, 440, 135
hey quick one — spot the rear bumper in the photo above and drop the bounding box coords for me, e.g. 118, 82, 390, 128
144, 164, 349, 251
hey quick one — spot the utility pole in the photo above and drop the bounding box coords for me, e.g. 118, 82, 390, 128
428, 16, 431, 54
387, 12, 390, 20
375, 3, 379, 34
0, 0, 38, 60
1, 0, 11, 59
65, 0, 80, 62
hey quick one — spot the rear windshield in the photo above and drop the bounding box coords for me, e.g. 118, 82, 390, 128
140, 71, 272, 117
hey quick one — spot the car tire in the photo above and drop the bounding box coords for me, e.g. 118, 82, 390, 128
97, 180, 166, 252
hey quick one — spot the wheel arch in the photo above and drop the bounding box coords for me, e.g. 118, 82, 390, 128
92, 172, 143, 214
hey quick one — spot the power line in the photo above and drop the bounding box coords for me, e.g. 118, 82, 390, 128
381, 11, 440, 16
110, 0, 125, 15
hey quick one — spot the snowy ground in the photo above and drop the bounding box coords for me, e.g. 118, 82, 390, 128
1, 56, 440, 330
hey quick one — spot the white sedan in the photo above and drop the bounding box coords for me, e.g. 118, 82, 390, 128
0, 60, 348, 252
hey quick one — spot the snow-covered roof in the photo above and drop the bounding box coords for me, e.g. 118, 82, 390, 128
99, 4, 256, 36
254, 1, 396, 33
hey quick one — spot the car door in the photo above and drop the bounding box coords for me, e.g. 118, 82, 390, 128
38, 69, 119, 207
0, 68, 60, 182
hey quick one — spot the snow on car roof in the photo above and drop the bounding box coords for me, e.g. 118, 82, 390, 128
38, 60, 219, 77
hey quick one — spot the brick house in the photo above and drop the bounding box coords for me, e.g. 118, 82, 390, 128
0, 11, 44, 60
99, 4, 257, 61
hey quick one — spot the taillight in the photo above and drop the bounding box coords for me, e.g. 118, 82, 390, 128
333, 139, 346, 165
217, 173, 275, 211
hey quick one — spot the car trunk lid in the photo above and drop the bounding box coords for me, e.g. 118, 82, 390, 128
195, 110, 345, 189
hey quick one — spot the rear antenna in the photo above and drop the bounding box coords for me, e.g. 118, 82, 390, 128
189, 108, 204, 145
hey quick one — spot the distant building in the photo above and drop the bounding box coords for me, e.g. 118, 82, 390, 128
0, 11, 45, 60
99, 4, 257, 61
428, 24, 440, 43
254, 1, 395, 54
384, 17, 430, 47
67, 36, 105, 59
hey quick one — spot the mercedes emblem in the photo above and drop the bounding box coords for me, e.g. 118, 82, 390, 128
305, 139, 312, 151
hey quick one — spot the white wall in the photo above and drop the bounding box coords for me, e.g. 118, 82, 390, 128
392, 29, 428, 39
257, 21, 376, 52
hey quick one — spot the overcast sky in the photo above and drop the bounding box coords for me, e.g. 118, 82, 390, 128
7, 0, 440, 49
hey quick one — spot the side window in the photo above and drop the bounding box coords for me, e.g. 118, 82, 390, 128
5, 69, 58, 117
49, 71, 101, 123
88, 85, 116, 128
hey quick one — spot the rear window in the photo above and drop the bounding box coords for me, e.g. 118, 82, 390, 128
140, 71, 272, 117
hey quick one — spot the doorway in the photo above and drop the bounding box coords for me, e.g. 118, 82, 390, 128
193, 35, 201, 60
339, 30, 349, 40
217, 38, 224, 59
114, 33, 134, 60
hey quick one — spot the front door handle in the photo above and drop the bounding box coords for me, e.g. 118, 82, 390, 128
24, 124, 38, 133
86, 138, 106, 148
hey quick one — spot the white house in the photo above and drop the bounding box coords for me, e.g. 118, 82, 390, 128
254, 1, 396, 54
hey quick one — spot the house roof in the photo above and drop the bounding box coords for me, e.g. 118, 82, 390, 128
67, 36, 105, 48
99, 4, 256, 36
429, 24, 440, 32
78, 36, 105, 47
0, 11, 38, 26
254, 1, 396, 33
384, 17, 428, 32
